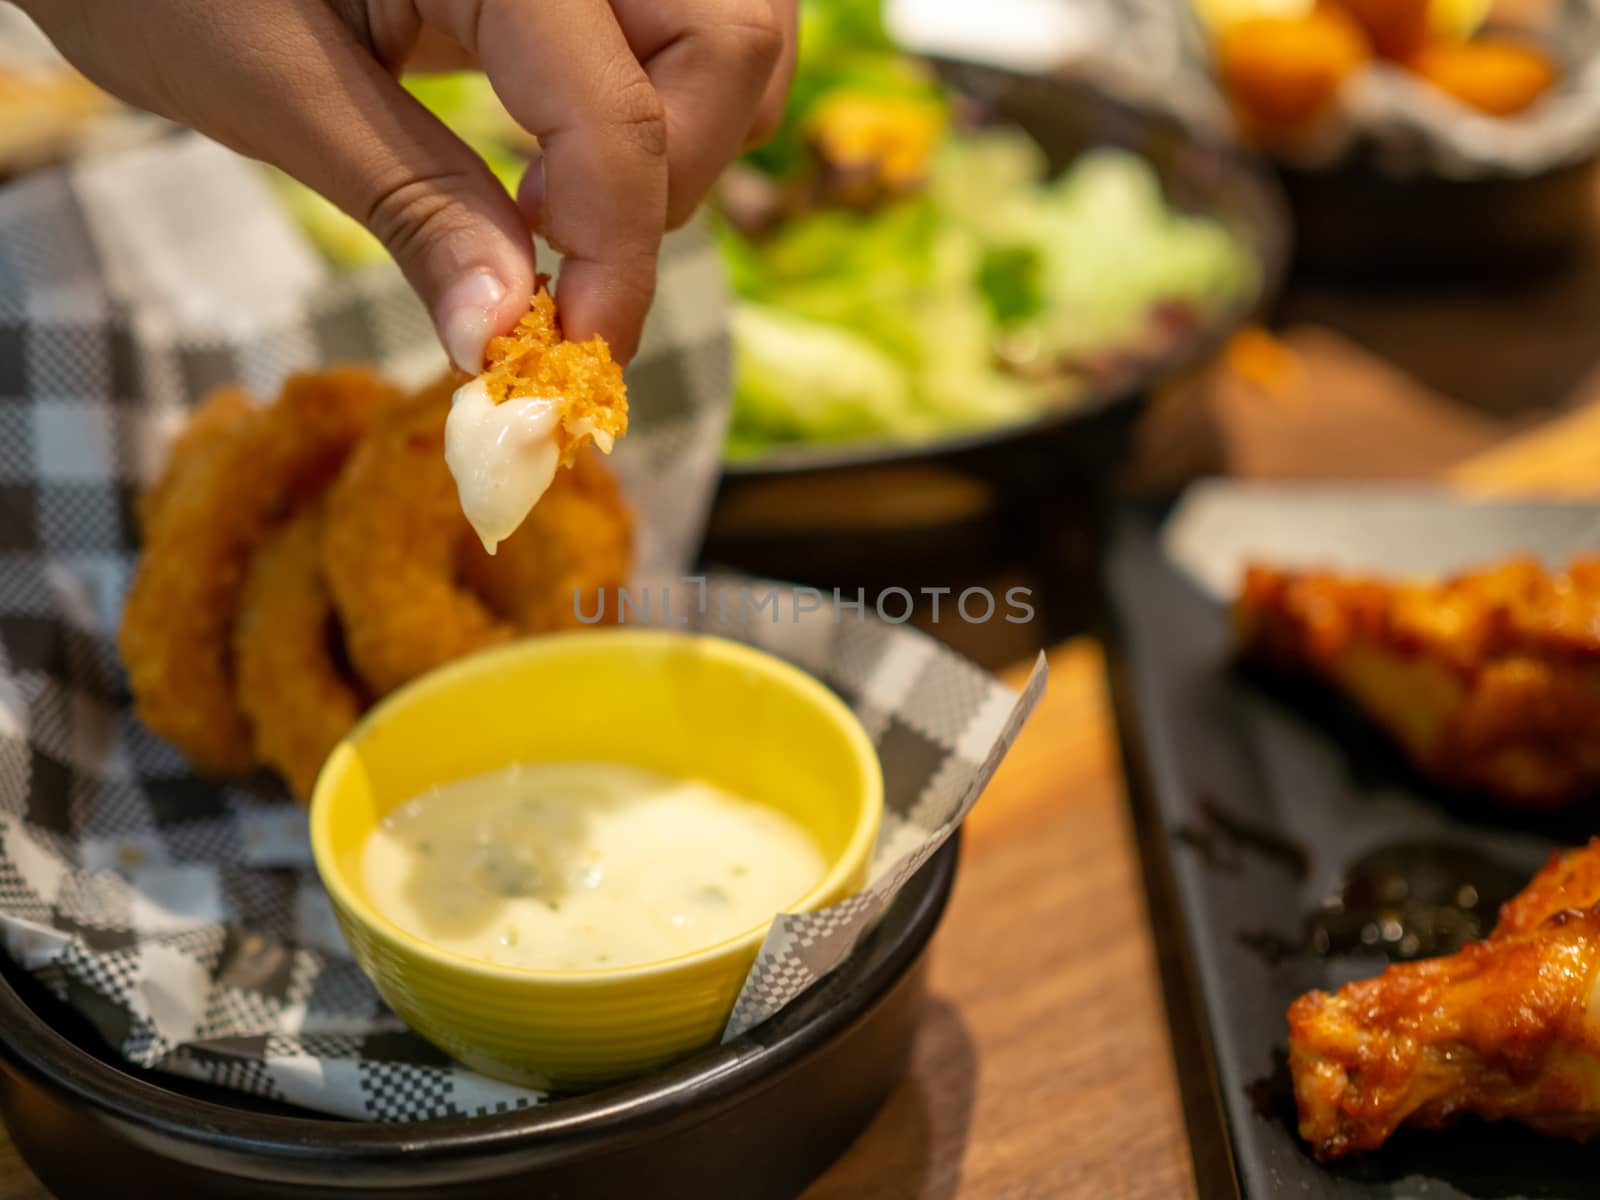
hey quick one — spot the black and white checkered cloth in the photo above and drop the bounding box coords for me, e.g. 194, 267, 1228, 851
0, 131, 1044, 1121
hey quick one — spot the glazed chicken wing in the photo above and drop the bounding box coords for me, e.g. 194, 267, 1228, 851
1235, 557, 1600, 809
1290, 841, 1600, 1160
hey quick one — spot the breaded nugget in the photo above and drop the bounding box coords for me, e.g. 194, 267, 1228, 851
480, 286, 629, 463
119, 368, 401, 774
233, 507, 364, 802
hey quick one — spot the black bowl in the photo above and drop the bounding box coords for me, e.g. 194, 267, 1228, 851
0, 837, 959, 1199
703, 65, 1288, 618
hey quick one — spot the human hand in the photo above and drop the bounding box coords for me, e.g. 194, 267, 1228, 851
20, 0, 797, 365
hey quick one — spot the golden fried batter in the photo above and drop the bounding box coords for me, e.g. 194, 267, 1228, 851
1290, 840, 1600, 1160
323, 382, 514, 697
233, 507, 364, 803
136, 388, 254, 536
119, 368, 401, 774
457, 447, 632, 633
1235, 557, 1600, 808
1498, 842, 1600, 937
480, 285, 629, 466
322, 376, 633, 697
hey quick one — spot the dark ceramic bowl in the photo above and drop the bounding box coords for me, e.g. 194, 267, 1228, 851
0, 837, 959, 1200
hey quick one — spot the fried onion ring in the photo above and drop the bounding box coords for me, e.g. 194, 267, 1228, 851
119, 368, 402, 773
323, 376, 632, 697
457, 446, 633, 632
323, 381, 516, 696
137, 387, 254, 536
234, 506, 364, 803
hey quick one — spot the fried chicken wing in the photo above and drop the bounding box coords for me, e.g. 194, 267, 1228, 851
1235, 557, 1600, 808
1290, 840, 1600, 1160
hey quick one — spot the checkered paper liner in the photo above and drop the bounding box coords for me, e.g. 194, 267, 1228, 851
0, 132, 1045, 1121
1067, 0, 1600, 178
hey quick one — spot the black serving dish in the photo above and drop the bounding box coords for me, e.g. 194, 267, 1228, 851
0, 835, 959, 1199
702, 65, 1287, 618
1102, 491, 1600, 1199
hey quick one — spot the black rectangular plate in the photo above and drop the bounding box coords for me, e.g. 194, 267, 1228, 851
1103, 494, 1600, 1200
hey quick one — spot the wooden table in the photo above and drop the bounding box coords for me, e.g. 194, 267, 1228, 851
803, 643, 1197, 1200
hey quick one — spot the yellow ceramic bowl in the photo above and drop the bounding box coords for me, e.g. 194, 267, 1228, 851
310, 630, 882, 1090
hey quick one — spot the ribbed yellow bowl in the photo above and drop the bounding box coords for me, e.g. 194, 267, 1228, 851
310, 630, 883, 1090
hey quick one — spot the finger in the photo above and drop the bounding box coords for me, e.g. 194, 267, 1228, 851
401, 28, 481, 74
340, 1, 477, 76
426, 0, 669, 361
612, 0, 786, 228
747, 0, 798, 148
38, 0, 535, 374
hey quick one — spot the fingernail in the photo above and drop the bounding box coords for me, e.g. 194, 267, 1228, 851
438, 269, 507, 374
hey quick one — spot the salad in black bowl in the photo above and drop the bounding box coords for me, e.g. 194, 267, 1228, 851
713, 0, 1271, 470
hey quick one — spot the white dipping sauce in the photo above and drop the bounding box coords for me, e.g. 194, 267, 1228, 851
443, 377, 562, 555
361, 762, 827, 971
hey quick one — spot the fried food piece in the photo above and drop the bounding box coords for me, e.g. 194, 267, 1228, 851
233, 508, 364, 803
1217, 11, 1371, 142
457, 447, 632, 633
324, 382, 514, 696
1324, 0, 1430, 60
1408, 38, 1557, 116
449, 286, 630, 553
324, 375, 631, 696
136, 388, 254, 535
1498, 841, 1600, 937
480, 286, 629, 463
1289, 839, 1600, 1160
119, 368, 401, 774
1235, 557, 1600, 808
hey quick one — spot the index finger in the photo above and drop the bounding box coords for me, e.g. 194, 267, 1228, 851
466, 0, 670, 360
